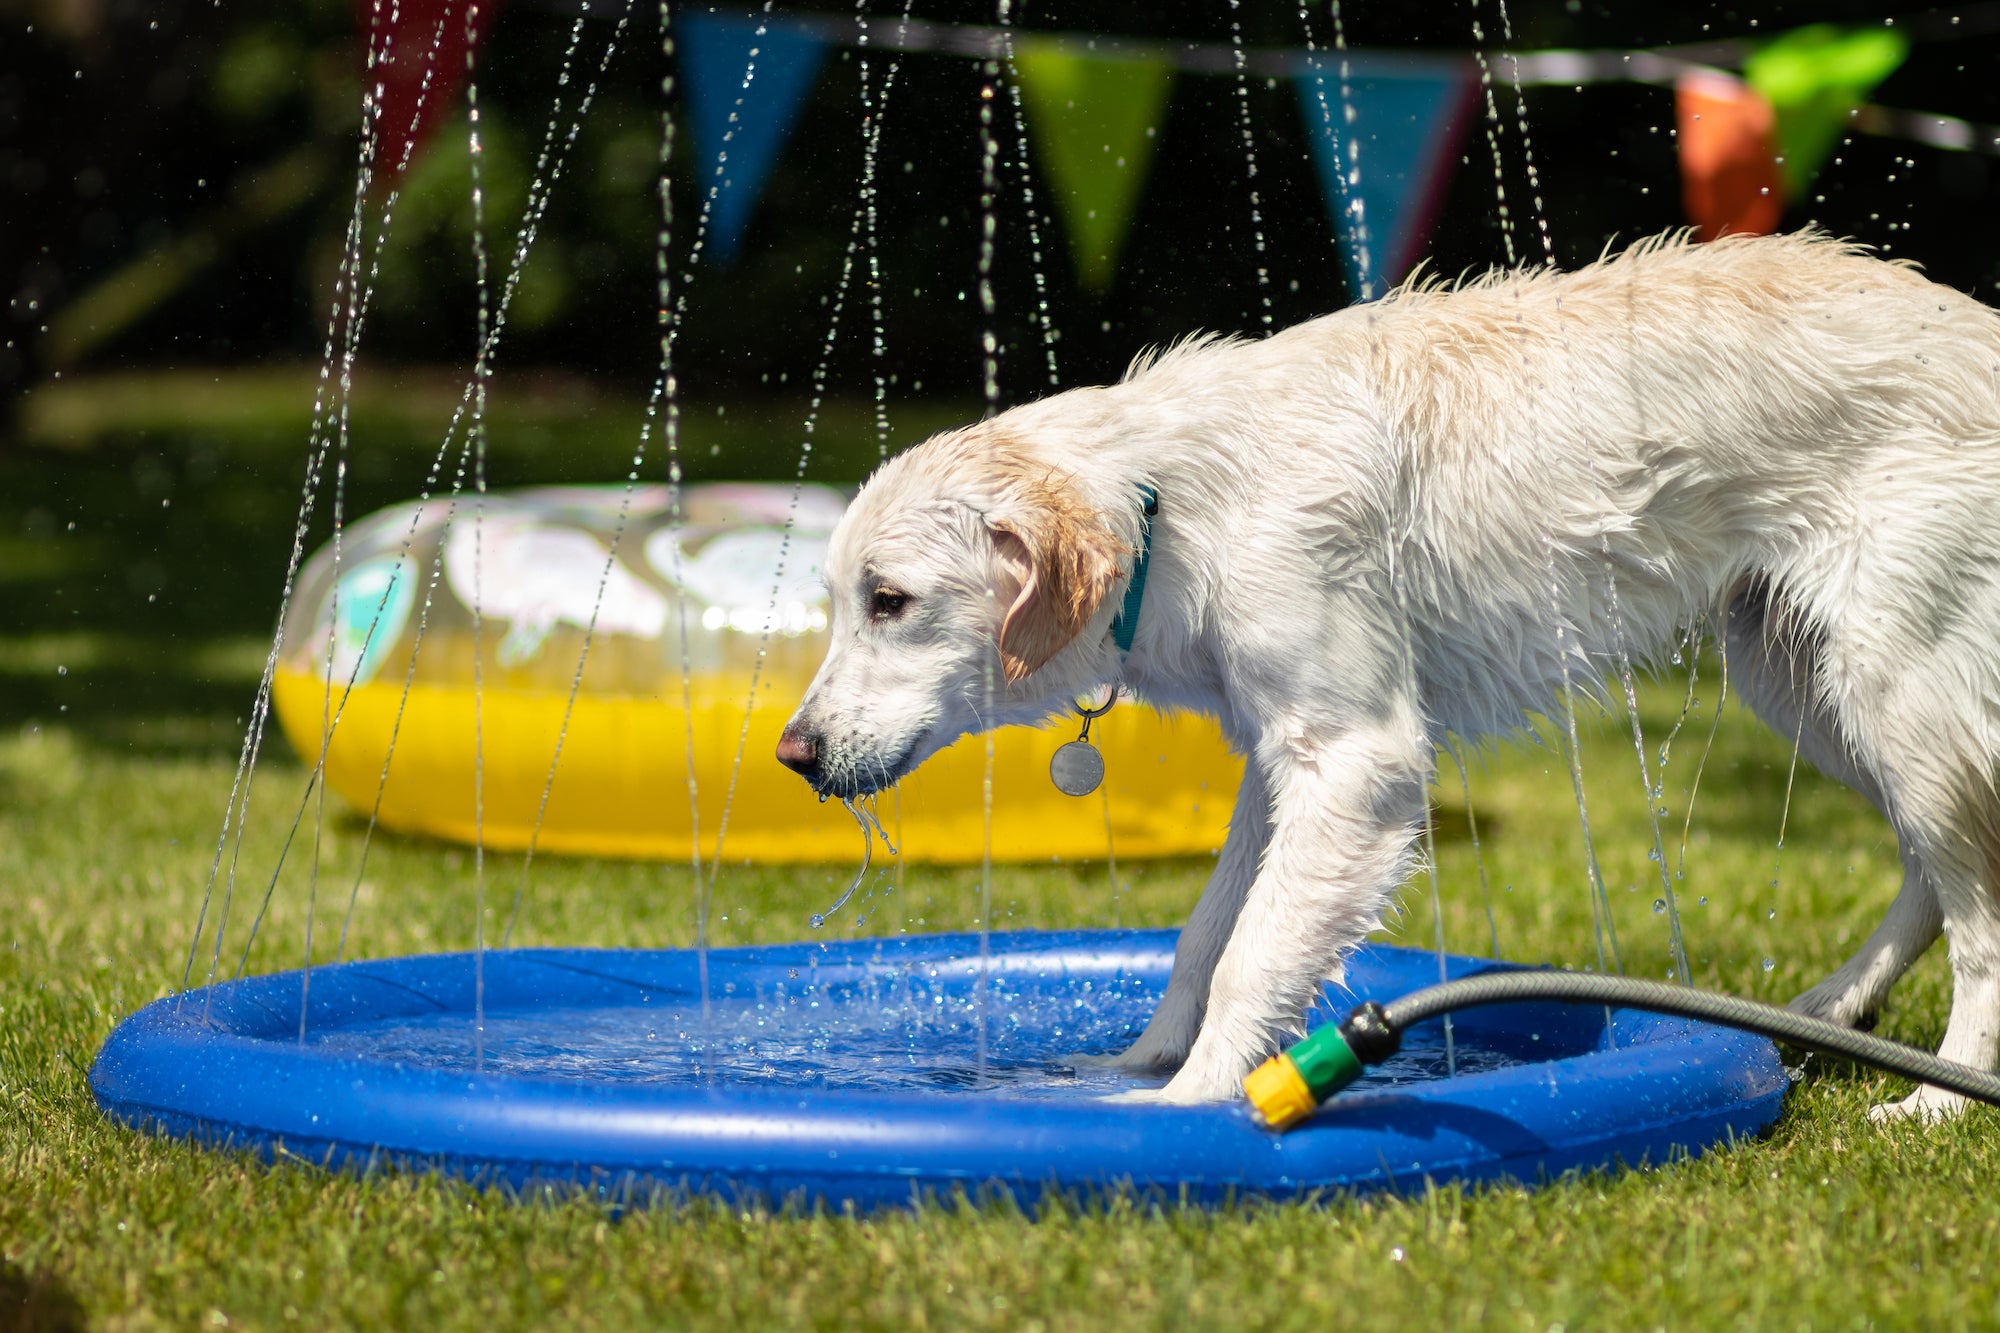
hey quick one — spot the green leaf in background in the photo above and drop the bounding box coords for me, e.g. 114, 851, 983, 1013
1013, 40, 1173, 292
1744, 24, 1908, 197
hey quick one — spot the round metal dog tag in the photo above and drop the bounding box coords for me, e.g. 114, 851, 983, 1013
1049, 740, 1105, 798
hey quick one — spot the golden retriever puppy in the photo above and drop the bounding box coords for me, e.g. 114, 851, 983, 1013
779, 232, 2000, 1118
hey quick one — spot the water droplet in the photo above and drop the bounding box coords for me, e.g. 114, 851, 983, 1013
1652, 899, 1666, 914
808, 914, 826, 929
1698, 896, 1708, 906
1390, 1247, 1406, 1262
1648, 848, 1662, 862
1768, 908, 1777, 920
55, 664, 68, 676
1762, 957, 1776, 972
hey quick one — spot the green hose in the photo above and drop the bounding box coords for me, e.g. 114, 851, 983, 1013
1244, 970, 2000, 1130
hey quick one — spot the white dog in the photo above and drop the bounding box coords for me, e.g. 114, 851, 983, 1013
777, 232, 2000, 1119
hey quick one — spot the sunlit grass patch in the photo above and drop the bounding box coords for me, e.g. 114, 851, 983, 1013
5, 661, 1997, 1328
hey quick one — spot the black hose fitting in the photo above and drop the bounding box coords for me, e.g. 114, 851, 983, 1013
1339, 1000, 1401, 1065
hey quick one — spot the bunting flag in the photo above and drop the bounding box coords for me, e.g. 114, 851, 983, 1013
1296, 56, 1475, 301
652, 8, 1937, 290
678, 12, 830, 266
360, 0, 498, 195
1013, 39, 1173, 292
1743, 25, 1910, 197
1677, 26, 1908, 241
1676, 70, 1785, 240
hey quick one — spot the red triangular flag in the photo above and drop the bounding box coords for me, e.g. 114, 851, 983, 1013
357, 0, 500, 192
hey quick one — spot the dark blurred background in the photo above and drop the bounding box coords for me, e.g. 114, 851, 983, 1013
2, 0, 1996, 753
8, 1, 1999, 399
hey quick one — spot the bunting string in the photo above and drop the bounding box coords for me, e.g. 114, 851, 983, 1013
504, 0, 2000, 290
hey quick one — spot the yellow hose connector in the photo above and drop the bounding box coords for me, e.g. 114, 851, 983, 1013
1243, 1054, 1318, 1130
1243, 1019, 1372, 1130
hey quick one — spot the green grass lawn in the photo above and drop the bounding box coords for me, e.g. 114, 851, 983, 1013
5, 374, 2000, 1329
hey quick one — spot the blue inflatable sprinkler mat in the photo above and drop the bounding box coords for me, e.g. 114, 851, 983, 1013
91, 930, 1787, 1209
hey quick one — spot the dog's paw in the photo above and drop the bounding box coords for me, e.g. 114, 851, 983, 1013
1869, 1084, 1969, 1125
1063, 1051, 1160, 1074
1067, 1043, 1181, 1073
1155, 1060, 1256, 1106
1063, 1052, 1124, 1070
1098, 1081, 1237, 1108
1788, 976, 1878, 1030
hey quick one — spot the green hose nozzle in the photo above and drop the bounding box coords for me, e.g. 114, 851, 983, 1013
1243, 1002, 1400, 1129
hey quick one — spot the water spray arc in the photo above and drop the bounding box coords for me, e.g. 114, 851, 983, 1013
104, 0, 1927, 1208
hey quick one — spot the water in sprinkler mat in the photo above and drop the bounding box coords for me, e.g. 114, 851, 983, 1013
306, 971, 1524, 1098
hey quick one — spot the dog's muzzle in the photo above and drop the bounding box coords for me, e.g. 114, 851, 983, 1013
775, 725, 914, 800
775, 725, 821, 783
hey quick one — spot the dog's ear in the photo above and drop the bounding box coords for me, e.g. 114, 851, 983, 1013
989, 483, 1126, 684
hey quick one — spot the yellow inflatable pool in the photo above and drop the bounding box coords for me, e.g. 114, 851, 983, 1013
272, 485, 1241, 863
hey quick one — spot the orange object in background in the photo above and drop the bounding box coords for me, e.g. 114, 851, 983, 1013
1676, 70, 1786, 241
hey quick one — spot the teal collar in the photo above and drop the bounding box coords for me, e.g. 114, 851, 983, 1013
1110, 485, 1158, 656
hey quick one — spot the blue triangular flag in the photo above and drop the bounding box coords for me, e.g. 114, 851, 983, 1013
679, 13, 829, 267
1297, 55, 1475, 301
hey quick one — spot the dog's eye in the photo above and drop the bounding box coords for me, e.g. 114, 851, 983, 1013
870, 588, 909, 620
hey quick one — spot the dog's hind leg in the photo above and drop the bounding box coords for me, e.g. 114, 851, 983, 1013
1857, 756, 2000, 1123
1722, 579, 1943, 1030
1805, 602, 2000, 1121
1788, 830, 1941, 1033
1106, 756, 1271, 1071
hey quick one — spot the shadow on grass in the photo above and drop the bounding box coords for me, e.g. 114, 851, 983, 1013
1672, 751, 1885, 848
0, 1259, 86, 1333
4, 369, 978, 763
0, 660, 258, 761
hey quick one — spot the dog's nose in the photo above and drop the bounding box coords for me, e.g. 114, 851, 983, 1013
775, 726, 820, 777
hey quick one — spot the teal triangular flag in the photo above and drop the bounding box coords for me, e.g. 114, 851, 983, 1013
679, 13, 829, 266
1297, 56, 1475, 301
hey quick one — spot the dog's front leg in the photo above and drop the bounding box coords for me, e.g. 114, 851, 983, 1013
1156, 715, 1428, 1104
1109, 755, 1271, 1070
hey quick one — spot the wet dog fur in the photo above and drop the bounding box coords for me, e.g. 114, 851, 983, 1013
777, 232, 2000, 1118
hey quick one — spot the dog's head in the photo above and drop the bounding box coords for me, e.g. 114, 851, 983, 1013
775, 424, 1131, 798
